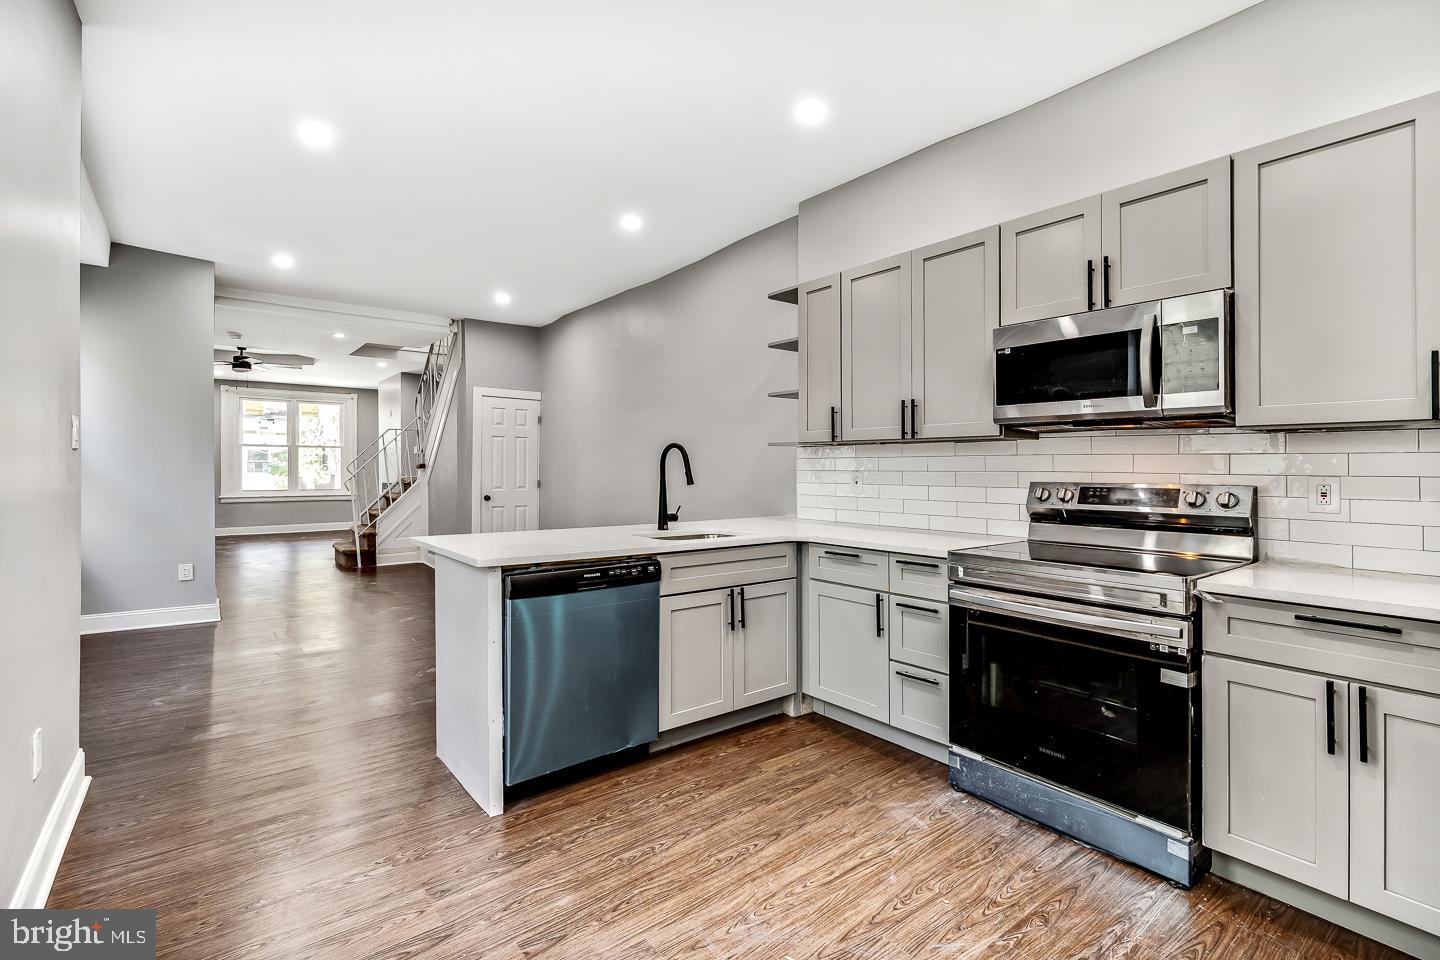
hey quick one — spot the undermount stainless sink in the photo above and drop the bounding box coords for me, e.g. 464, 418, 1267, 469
641, 531, 738, 541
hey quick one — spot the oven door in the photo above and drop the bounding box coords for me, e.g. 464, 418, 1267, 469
949, 586, 1198, 833
993, 302, 1160, 426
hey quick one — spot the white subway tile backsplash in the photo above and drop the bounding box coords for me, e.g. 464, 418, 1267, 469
1424, 478, 1440, 501
992, 455, 1052, 472
904, 471, 955, 486
1289, 520, 1424, 549
1351, 453, 1440, 476
834, 510, 880, 525
1287, 430, 1418, 453
927, 456, 988, 471
987, 519, 1029, 537
1421, 430, 1440, 452
950, 439, 1018, 455
1258, 497, 1351, 522
1017, 436, 1092, 454
905, 500, 957, 516
1341, 477, 1420, 500
1053, 454, 1134, 472
1229, 453, 1348, 475
1354, 546, 1440, 577
1133, 454, 1229, 474
1179, 432, 1283, 453
1349, 500, 1440, 525
930, 486, 990, 502
796, 506, 836, 522
928, 515, 988, 534
1091, 435, 1179, 454
986, 487, 1031, 504
1427, 527, 1440, 551
953, 501, 1023, 521
953, 472, 1018, 487
1189, 474, 1288, 497
1264, 540, 1352, 568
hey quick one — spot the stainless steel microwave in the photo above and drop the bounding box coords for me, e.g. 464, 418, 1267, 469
992, 290, 1231, 430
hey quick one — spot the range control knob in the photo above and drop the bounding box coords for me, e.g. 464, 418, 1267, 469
1056, 487, 1076, 504
1033, 487, 1052, 503
1183, 490, 1208, 508
1216, 491, 1241, 510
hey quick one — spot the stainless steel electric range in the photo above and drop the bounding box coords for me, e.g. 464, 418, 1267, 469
947, 481, 1257, 887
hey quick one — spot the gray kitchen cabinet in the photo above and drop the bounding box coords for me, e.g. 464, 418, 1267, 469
1202, 655, 1350, 899
803, 577, 889, 722
1101, 157, 1231, 308
1000, 195, 1102, 325
797, 274, 841, 442
660, 588, 734, 732
734, 579, 798, 709
887, 594, 948, 674
841, 254, 911, 441
888, 662, 948, 744
1234, 93, 1440, 426
1350, 683, 1440, 936
910, 227, 1001, 439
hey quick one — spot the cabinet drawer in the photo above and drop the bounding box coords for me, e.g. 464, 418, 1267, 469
660, 543, 796, 597
888, 554, 948, 603
1203, 595, 1440, 697
888, 595, 948, 673
805, 544, 889, 591
889, 662, 948, 744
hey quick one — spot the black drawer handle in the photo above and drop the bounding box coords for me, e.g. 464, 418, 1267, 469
1358, 685, 1370, 764
894, 559, 940, 570
1295, 613, 1402, 636
823, 550, 862, 560
875, 593, 884, 637
896, 671, 941, 687
1325, 679, 1336, 756
896, 602, 941, 616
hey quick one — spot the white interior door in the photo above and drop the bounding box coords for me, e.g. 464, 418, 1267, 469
474, 390, 540, 533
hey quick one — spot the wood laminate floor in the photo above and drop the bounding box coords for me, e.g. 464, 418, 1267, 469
50, 533, 1407, 959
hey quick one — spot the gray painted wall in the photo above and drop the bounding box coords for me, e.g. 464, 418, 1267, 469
211, 380, 379, 531
0, 0, 82, 902
539, 220, 798, 529
799, 0, 1440, 279
377, 372, 420, 435
429, 319, 543, 535
81, 245, 218, 616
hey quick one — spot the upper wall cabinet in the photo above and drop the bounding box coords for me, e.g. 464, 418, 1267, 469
1101, 158, 1232, 307
797, 275, 841, 442
910, 226, 1001, 439
1000, 196, 1102, 325
841, 255, 912, 442
1234, 93, 1440, 427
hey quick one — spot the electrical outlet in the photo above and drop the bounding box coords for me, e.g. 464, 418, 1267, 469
849, 471, 864, 492
1309, 476, 1341, 515
31, 728, 41, 781
178, 563, 194, 582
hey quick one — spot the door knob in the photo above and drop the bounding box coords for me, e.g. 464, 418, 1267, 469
483, 495, 492, 502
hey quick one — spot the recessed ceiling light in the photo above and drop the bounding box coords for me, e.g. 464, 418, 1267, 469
493, 291, 512, 306
376, 361, 388, 369
618, 212, 644, 233
793, 97, 829, 127
271, 251, 295, 270
296, 117, 336, 150
332, 331, 346, 339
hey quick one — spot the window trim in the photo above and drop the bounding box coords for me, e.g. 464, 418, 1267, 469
219, 385, 358, 502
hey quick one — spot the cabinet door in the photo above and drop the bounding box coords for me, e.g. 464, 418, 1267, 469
841, 255, 911, 441
889, 662, 948, 744
1101, 157, 1231, 307
1201, 656, 1350, 898
798, 275, 841, 442
887, 594, 948, 674
734, 580, 797, 709
803, 578, 889, 722
1350, 684, 1440, 935
910, 227, 1001, 439
1234, 93, 1440, 426
1000, 195, 1103, 325
659, 588, 733, 732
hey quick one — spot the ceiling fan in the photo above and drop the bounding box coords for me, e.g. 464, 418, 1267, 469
214, 346, 315, 372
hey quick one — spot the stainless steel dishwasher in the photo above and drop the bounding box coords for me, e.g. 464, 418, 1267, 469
503, 559, 661, 786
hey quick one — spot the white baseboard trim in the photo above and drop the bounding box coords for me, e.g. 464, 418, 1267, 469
216, 521, 351, 537
376, 549, 424, 567
8, 749, 90, 909
80, 600, 221, 635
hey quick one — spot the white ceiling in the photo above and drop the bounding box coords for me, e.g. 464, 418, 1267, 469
78, 0, 1258, 327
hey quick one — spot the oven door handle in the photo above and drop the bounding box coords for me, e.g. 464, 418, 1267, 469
1139, 311, 1159, 409
950, 587, 1185, 641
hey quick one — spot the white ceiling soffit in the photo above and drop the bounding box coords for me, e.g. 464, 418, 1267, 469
79, 0, 1259, 326
212, 288, 448, 390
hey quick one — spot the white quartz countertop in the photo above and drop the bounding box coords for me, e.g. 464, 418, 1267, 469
1200, 559, 1440, 623
414, 516, 1017, 569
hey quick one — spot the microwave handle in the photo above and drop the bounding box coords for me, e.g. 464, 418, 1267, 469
1139, 312, 1159, 408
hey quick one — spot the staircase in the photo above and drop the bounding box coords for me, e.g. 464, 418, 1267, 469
334, 322, 460, 570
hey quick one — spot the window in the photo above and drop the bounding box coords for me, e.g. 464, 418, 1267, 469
221, 387, 358, 500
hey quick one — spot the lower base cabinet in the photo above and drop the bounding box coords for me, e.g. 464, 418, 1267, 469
659, 579, 796, 732
888, 662, 948, 743
803, 578, 889, 722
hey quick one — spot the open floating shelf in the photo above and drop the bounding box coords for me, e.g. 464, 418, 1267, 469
767, 284, 799, 305
767, 337, 799, 352
767, 388, 799, 400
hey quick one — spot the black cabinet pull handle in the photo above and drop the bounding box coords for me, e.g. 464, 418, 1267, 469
875, 594, 884, 637
1431, 349, 1438, 420
910, 397, 918, 438
896, 602, 941, 616
727, 589, 735, 632
1358, 686, 1370, 764
830, 405, 838, 442
1325, 679, 1336, 756
896, 671, 941, 687
894, 559, 940, 569
823, 550, 862, 560
1295, 613, 1402, 636
900, 399, 909, 439
1102, 255, 1112, 308
737, 586, 746, 629
1086, 259, 1095, 312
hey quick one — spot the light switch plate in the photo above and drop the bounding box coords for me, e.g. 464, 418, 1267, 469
71, 414, 80, 450
178, 563, 194, 582
849, 471, 864, 492
1308, 476, 1341, 515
